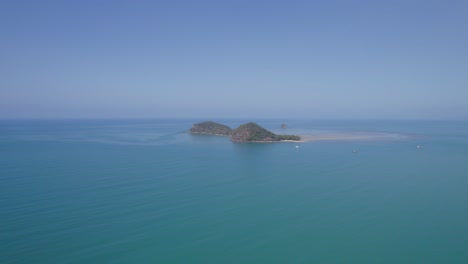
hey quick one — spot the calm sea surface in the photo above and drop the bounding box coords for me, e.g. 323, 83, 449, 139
1, 119, 468, 263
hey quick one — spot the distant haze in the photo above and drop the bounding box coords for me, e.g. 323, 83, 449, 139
1, 1, 467, 119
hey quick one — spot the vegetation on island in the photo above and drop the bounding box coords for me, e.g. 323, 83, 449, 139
231, 122, 301, 142
189, 121, 301, 142
189, 121, 233, 136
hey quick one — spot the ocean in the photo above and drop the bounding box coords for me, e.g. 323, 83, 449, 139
1, 119, 468, 263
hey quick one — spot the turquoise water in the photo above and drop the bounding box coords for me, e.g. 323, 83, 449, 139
1, 119, 468, 263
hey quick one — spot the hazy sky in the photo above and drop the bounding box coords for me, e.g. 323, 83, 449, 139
1, 0, 467, 119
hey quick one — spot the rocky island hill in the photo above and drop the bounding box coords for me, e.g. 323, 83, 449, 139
231, 122, 301, 142
189, 121, 233, 136
189, 121, 301, 142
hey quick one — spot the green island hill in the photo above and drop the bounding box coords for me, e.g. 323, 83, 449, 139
231, 122, 301, 142
189, 121, 301, 142
189, 121, 233, 136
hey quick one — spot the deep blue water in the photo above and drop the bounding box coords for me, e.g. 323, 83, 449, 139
1, 119, 468, 263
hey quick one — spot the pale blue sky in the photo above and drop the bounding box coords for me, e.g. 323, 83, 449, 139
1, 0, 467, 119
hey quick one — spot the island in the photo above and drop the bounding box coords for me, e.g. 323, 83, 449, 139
189, 121, 301, 142
281, 123, 288, 129
189, 121, 233, 136
231, 122, 301, 142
